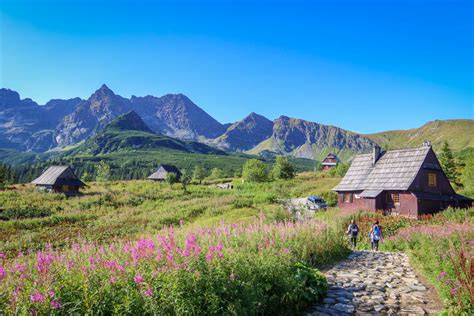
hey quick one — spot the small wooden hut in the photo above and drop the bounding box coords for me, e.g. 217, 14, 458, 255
322, 153, 340, 170
148, 164, 182, 181
31, 166, 85, 195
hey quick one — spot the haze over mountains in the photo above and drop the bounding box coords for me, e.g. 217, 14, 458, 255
1, 85, 472, 160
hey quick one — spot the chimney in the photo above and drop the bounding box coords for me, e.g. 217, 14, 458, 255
422, 140, 432, 147
372, 145, 381, 166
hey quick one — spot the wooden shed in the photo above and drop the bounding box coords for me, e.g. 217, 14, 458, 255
333, 143, 472, 218
148, 164, 182, 181
31, 166, 85, 195
322, 153, 340, 170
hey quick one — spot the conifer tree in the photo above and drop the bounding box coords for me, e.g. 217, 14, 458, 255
439, 141, 458, 183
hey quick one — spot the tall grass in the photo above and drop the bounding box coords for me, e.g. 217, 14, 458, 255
0, 218, 349, 315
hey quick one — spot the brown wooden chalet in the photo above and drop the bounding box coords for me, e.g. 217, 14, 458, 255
148, 164, 182, 181
31, 166, 85, 195
333, 142, 472, 217
322, 153, 340, 170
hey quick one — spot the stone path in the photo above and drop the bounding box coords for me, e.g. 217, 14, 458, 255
309, 251, 440, 315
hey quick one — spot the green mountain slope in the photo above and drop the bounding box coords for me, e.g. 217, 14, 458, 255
68, 111, 226, 156
365, 119, 474, 151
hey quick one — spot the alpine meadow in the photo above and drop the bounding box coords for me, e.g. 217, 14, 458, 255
0, 0, 473, 315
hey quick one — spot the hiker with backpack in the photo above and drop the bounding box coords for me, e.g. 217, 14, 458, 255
346, 219, 359, 250
369, 220, 383, 251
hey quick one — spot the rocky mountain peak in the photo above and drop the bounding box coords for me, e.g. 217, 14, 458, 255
88, 84, 116, 102
0, 88, 21, 107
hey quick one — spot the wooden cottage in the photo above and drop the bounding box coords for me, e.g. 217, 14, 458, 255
31, 166, 85, 195
322, 153, 340, 170
148, 164, 182, 181
333, 142, 472, 217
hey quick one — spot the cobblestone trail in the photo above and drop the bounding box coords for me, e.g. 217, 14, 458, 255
309, 251, 440, 315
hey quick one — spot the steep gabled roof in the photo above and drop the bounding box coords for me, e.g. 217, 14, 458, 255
159, 164, 181, 174
148, 164, 182, 180
333, 146, 431, 191
31, 166, 85, 187
322, 153, 340, 165
332, 154, 373, 190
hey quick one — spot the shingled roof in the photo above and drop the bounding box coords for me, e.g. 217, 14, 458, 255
148, 164, 182, 180
31, 166, 85, 187
333, 146, 432, 192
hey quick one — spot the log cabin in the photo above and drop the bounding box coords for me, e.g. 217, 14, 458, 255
322, 153, 340, 170
333, 142, 472, 217
31, 166, 85, 195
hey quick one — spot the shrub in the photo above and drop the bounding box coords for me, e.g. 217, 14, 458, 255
0, 208, 52, 220
96, 161, 111, 182
328, 163, 349, 177
207, 168, 224, 180
165, 172, 178, 188
192, 165, 206, 184
271, 156, 295, 180
320, 191, 338, 207
242, 159, 268, 183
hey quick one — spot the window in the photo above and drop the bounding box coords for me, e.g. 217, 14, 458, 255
343, 193, 352, 203
393, 193, 400, 204
386, 193, 392, 204
428, 173, 437, 187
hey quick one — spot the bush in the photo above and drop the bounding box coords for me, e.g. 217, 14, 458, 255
0, 208, 52, 220
242, 159, 268, 183
320, 191, 338, 207
271, 156, 295, 180
328, 163, 349, 177
207, 168, 224, 180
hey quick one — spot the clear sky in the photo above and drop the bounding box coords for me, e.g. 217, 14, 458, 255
0, 0, 472, 133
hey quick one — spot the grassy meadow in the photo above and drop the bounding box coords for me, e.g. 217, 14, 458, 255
0, 172, 350, 314
0, 172, 339, 256
0, 171, 472, 314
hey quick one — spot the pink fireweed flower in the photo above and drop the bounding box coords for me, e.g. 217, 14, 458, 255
51, 300, 61, 309
36, 251, 55, 274
30, 292, 45, 303
48, 290, 55, 298
0, 265, 6, 279
0, 252, 6, 259
437, 271, 447, 281
450, 287, 458, 295
144, 287, 154, 297
182, 234, 201, 257
109, 276, 117, 284
104, 260, 125, 273
134, 273, 144, 284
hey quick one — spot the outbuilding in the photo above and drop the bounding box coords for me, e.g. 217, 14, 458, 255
31, 166, 85, 195
322, 153, 340, 170
333, 142, 472, 217
148, 164, 182, 181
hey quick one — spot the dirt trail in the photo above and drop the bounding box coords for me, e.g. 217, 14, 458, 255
309, 251, 441, 315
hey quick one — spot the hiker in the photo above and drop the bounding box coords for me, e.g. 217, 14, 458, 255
369, 220, 383, 251
346, 219, 359, 249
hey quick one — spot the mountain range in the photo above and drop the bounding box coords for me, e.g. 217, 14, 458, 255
1, 85, 472, 161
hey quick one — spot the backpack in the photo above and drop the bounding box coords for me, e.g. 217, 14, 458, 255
350, 224, 359, 236
373, 225, 381, 240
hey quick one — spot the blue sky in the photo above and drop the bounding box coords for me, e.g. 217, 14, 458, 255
0, 0, 472, 133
